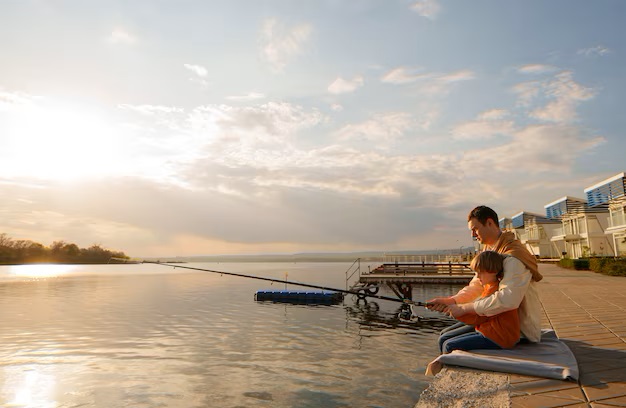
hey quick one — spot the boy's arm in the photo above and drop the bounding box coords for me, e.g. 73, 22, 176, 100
472, 257, 530, 316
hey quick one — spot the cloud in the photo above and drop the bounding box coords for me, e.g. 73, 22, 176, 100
260, 18, 312, 72
333, 112, 414, 146
380, 66, 425, 84
225, 92, 266, 102
106, 27, 137, 45
452, 110, 515, 140
529, 71, 596, 123
327, 75, 364, 94
460, 124, 605, 176
0, 90, 38, 111
1, 92, 606, 255
330, 103, 343, 112
118, 104, 184, 116
439, 70, 474, 83
184, 64, 208, 77
410, 0, 441, 19
478, 109, 509, 121
381, 67, 474, 94
517, 64, 558, 75
577, 45, 611, 57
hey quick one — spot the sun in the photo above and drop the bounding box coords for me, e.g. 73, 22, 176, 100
2, 98, 126, 181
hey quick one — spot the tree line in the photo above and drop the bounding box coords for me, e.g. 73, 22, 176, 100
0, 233, 129, 264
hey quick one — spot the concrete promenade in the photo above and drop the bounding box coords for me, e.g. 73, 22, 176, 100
417, 263, 626, 407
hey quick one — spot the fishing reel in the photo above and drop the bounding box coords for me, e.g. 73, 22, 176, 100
397, 303, 421, 322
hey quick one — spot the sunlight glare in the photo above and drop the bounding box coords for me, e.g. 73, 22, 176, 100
4, 367, 56, 408
3, 100, 128, 181
9, 264, 77, 278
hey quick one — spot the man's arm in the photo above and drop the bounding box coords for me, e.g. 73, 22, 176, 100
427, 274, 482, 312
452, 275, 483, 303
472, 256, 531, 317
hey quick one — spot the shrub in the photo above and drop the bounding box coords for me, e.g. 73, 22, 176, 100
559, 258, 574, 269
589, 257, 612, 273
605, 260, 626, 276
572, 259, 590, 270
559, 258, 590, 270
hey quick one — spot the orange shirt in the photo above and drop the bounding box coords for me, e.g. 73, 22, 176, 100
457, 282, 520, 348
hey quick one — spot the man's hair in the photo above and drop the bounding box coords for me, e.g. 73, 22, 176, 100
467, 205, 499, 226
470, 251, 504, 278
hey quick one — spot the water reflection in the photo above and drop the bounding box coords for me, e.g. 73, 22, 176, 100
8, 264, 77, 278
344, 299, 455, 334
0, 263, 462, 407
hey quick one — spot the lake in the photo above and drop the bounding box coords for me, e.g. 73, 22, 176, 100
0, 262, 462, 408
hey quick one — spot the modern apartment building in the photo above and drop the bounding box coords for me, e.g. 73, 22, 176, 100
547, 175, 620, 259
585, 172, 626, 257
508, 211, 561, 258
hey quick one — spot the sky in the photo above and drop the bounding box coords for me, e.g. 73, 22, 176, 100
1, 0, 625, 257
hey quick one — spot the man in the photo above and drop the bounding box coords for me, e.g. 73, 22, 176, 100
428, 206, 543, 346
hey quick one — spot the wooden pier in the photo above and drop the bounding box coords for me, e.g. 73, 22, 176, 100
350, 261, 475, 300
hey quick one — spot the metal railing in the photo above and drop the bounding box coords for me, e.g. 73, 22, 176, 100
344, 258, 361, 291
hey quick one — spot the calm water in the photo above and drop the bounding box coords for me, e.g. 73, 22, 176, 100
0, 262, 461, 408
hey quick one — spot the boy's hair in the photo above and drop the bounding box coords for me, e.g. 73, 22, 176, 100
470, 251, 505, 279
467, 205, 499, 226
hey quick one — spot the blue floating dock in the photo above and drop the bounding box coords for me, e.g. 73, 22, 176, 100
254, 290, 344, 304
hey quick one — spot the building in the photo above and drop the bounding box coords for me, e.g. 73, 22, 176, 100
509, 211, 561, 258
547, 176, 619, 259
586, 172, 626, 257
544, 196, 587, 219
544, 196, 588, 257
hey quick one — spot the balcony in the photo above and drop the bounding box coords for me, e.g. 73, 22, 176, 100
609, 212, 626, 229
520, 230, 542, 243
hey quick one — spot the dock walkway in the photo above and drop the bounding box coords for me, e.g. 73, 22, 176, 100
416, 263, 626, 407
356, 262, 474, 287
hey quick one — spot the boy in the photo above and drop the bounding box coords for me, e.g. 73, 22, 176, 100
439, 251, 520, 353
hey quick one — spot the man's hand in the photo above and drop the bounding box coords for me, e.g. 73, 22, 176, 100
426, 296, 456, 305
426, 297, 456, 312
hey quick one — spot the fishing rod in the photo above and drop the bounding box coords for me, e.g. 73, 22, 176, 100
118, 259, 431, 307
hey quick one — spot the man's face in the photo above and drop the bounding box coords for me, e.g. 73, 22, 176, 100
468, 217, 496, 245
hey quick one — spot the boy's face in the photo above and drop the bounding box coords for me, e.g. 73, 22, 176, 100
476, 269, 498, 285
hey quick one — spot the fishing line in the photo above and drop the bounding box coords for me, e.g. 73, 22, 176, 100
115, 259, 431, 307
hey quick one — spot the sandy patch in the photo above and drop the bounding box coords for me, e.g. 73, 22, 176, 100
415, 368, 510, 408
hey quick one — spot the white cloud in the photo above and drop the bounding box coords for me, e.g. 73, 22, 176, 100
530, 71, 595, 123
410, 0, 441, 19
327, 75, 364, 94
260, 18, 312, 72
381, 67, 425, 84
106, 27, 137, 45
439, 70, 474, 83
478, 109, 509, 121
184, 64, 208, 77
118, 104, 184, 116
330, 103, 343, 112
512, 81, 541, 107
461, 125, 605, 175
185, 102, 324, 155
452, 119, 515, 141
381, 67, 474, 93
577, 45, 611, 57
517, 64, 558, 75
225, 92, 266, 102
0, 90, 38, 111
334, 112, 413, 146
452, 109, 513, 141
